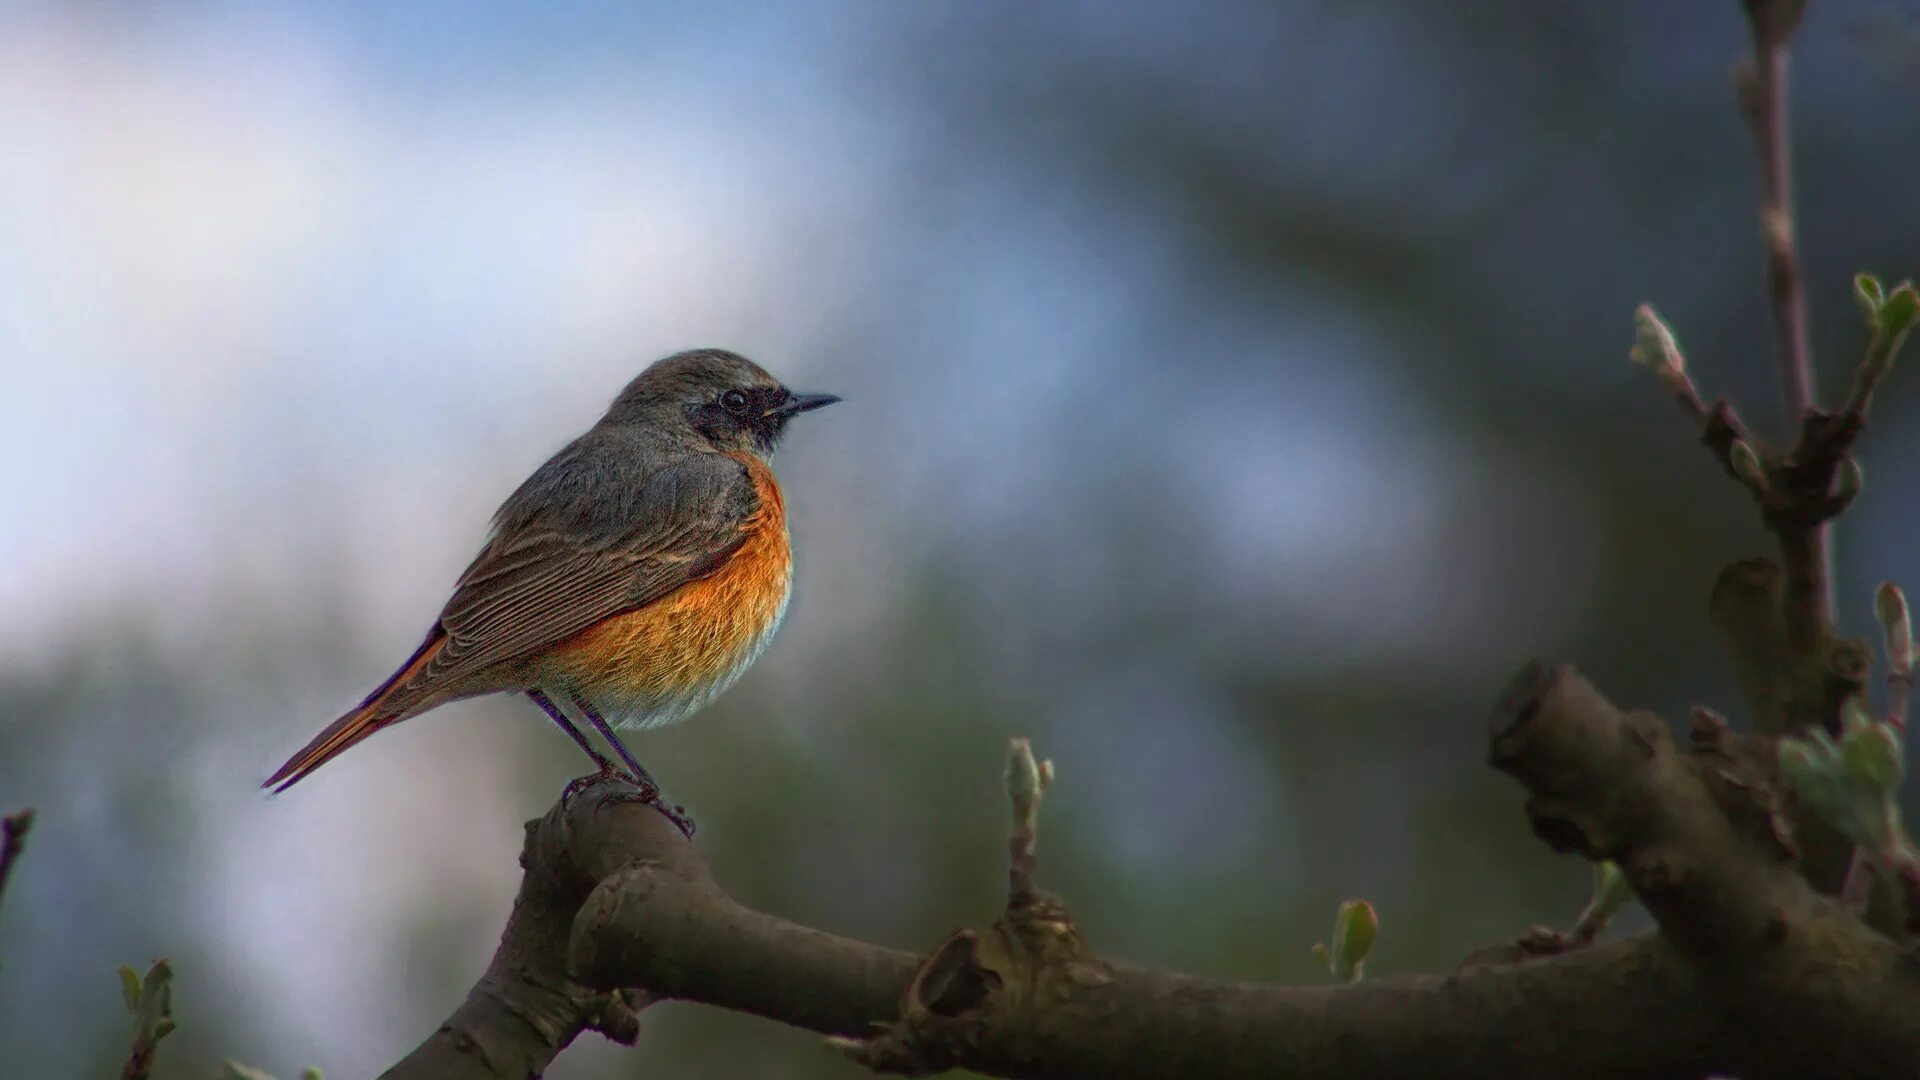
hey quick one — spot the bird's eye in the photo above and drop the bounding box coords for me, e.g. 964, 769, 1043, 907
721, 389, 750, 414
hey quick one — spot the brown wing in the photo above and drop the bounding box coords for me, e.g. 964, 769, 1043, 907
386, 448, 757, 707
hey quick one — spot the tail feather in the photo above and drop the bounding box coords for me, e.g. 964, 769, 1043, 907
262, 703, 398, 792
264, 630, 446, 793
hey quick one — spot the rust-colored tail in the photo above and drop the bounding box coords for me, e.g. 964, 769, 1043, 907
263, 630, 446, 793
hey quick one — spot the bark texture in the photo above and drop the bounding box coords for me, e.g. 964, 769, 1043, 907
384, 662, 1920, 1079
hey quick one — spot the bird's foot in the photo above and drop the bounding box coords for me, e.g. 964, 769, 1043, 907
561, 760, 624, 805
603, 782, 697, 839
657, 801, 697, 839
558, 764, 695, 838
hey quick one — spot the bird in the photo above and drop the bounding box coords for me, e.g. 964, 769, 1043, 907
262, 349, 838, 833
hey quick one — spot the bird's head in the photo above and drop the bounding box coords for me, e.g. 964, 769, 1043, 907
605, 348, 839, 456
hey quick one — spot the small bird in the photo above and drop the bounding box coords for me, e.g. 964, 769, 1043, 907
263, 349, 838, 831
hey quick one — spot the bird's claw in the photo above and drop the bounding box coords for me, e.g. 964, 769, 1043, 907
560, 760, 624, 805
659, 801, 697, 839
557, 765, 695, 838
603, 783, 697, 839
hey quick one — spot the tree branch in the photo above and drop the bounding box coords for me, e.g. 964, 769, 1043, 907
398, 666, 1920, 1079
0, 807, 33, 919
381, 790, 663, 1079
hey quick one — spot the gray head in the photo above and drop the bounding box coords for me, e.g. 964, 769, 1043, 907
601, 348, 839, 456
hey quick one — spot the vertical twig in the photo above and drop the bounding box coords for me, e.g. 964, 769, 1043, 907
1004, 738, 1053, 905
1889, 669, 1913, 733
1878, 583, 1913, 730
1738, 0, 1830, 630
1740, 10, 1813, 422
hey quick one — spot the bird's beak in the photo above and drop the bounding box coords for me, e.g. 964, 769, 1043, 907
773, 391, 841, 418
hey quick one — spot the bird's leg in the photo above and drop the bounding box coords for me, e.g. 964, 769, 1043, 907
526, 689, 620, 803
568, 691, 695, 839
565, 691, 663, 794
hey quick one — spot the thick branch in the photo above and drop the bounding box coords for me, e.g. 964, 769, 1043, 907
564, 800, 1731, 1078
1488, 661, 1803, 952
382, 788, 665, 1079
1482, 660, 1920, 1075
1710, 559, 1869, 740
440, 677, 1920, 1080
569, 845, 915, 1036
1710, 559, 1870, 892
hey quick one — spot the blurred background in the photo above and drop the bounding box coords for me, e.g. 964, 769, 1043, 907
4, 1, 1920, 1076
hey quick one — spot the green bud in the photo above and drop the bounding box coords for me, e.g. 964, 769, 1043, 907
1877, 582, 1909, 628
1842, 721, 1905, 795
1857, 272, 1886, 318
1880, 282, 1920, 336
118, 964, 142, 1012
1779, 738, 1842, 819
1325, 899, 1378, 982
1004, 738, 1050, 808
1835, 456, 1864, 502
1629, 304, 1685, 374
1004, 737, 1053, 855
1730, 440, 1768, 493
1867, 282, 1920, 377
1590, 860, 1632, 921
123, 958, 175, 1051
1877, 582, 1913, 672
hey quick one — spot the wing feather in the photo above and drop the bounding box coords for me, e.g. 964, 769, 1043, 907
387, 449, 757, 704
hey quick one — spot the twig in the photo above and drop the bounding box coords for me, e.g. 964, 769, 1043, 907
1832, 583, 1916, 899
1003, 738, 1053, 905
1877, 583, 1913, 730
1458, 862, 1630, 970
1843, 347, 1896, 423
119, 959, 175, 1080
0, 808, 33, 916
1737, 2, 1814, 425
1629, 307, 1764, 493
1737, 0, 1814, 421
1737, 0, 1829, 629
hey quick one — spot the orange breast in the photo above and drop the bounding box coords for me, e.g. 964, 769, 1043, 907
551, 454, 792, 698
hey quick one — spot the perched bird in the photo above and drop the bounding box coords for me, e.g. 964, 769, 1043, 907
263, 349, 838, 831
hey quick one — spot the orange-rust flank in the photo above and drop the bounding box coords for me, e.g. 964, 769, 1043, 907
550, 454, 792, 695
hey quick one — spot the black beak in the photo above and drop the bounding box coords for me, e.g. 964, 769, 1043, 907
774, 391, 840, 418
